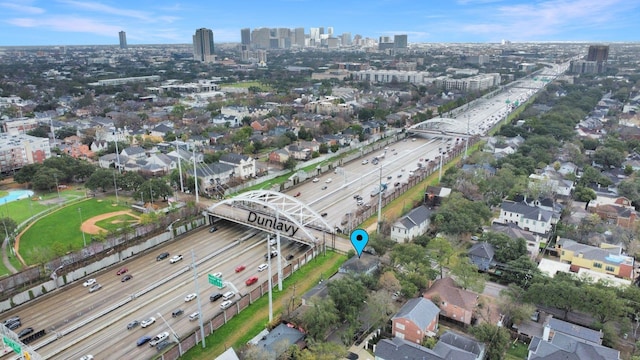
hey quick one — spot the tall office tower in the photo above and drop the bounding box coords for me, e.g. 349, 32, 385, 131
241, 28, 251, 46
341, 32, 352, 46
587, 45, 609, 62
309, 27, 320, 46
118, 31, 127, 49
251, 28, 270, 49
294, 28, 305, 47
277, 28, 291, 48
319, 27, 325, 35
394, 34, 408, 49
193, 28, 215, 62
327, 27, 334, 37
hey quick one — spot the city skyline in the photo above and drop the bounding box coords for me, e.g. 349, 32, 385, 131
0, 0, 638, 46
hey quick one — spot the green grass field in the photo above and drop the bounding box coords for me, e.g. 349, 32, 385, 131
19, 198, 129, 265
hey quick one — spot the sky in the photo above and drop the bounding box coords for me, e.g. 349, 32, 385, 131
0, 0, 638, 46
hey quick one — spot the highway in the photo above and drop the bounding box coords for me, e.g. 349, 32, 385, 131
0, 64, 567, 359
2, 223, 309, 359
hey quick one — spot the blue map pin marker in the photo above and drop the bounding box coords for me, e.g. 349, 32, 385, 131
350, 229, 369, 258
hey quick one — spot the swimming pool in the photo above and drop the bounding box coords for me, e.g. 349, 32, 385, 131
0, 190, 34, 204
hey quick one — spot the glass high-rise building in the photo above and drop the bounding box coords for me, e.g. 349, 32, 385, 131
193, 28, 215, 62
241, 28, 251, 46
118, 31, 127, 49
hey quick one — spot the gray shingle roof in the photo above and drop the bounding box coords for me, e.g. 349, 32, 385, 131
397, 205, 432, 230
375, 337, 442, 360
468, 242, 494, 260
220, 153, 250, 164
529, 332, 619, 360
501, 201, 553, 222
392, 298, 440, 332
437, 331, 484, 357
548, 318, 603, 344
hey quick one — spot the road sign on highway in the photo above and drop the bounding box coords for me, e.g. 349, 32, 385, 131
2, 336, 21, 354
208, 274, 223, 288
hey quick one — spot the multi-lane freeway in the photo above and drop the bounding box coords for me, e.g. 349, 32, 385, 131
0, 62, 567, 359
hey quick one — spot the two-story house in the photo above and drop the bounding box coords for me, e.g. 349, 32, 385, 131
423, 277, 478, 326
219, 153, 256, 179
391, 298, 440, 344
390, 205, 432, 243
496, 200, 554, 235
556, 238, 635, 280
468, 242, 496, 272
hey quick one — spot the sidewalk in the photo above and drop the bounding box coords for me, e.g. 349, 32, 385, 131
346, 334, 375, 360
1, 236, 18, 274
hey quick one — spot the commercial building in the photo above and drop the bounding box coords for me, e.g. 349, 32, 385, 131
118, 31, 127, 49
193, 28, 215, 63
240, 28, 251, 46
0, 133, 51, 173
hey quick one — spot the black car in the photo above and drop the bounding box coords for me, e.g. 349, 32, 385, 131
156, 339, 171, 351
6, 320, 21, 330
209, 293, 222, 302
156, 252, 170, 261
18, 327, 34, 338
127, 320, 139, 330
209, 226, 218, 233
286, 254, 294, 261
121, 274, 133, 282
172, 309, 184, 317
320, 212, 328, 217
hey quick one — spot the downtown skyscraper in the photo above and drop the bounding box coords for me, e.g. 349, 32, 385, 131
193, 28, 215, 62
118, 31, 127, 49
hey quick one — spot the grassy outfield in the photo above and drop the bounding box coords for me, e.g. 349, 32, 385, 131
19, 197, 128, 265
178, 251, 347, 360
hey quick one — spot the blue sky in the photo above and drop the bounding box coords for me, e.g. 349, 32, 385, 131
0, 0, 637, 46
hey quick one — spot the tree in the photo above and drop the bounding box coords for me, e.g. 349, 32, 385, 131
300, 297, 339, 341
470, 323, 510, 360
31, 167, 64, 191
327, 275, 367, 323
13, 163, 42, 185
319, 143, 329, 154
284, 157, 297, 171
432, 192, 491, 235
483, 232, 527, 263
501, 255, 539, 288
583, 285, 625, 324
86, 168, 116, 192
426, 237, 454, 279
450, 257, 486, 293
0, 217, 18, 237
573, 185, 597, 205
593, 147, 625, 169
378, 271, 401, 293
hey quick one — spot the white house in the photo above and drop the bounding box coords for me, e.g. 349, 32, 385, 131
496, 200, 554, 235
219, 153, 256, 179
391, 205, 432, 242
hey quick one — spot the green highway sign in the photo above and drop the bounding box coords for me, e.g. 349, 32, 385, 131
3, 335, 21, 354
208, 274, 223, 288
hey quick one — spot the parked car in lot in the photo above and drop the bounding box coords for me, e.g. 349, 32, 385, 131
245, 276, 258, 286
141, 317, 156, 328
89, 283, 102, 293
184, 293, 197, 302
82, 278, 96, 287
121, 274, 133, 282
169, 255, 183, 264
156, 252, 169, 261
116, 267, 128, 275
127, 320, 139, 330
137, 335, 152, 346
235, 265, 246, 273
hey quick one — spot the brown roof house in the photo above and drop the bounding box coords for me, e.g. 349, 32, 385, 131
423, 277, 478, 326
391, 298, 440, 344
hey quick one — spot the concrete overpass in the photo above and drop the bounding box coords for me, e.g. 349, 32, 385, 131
407, 117, 471, 137
205, 190, 348, 252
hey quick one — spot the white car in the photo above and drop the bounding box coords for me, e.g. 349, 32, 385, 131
258, 263, 269, 272
325, 178, 332, 183
169, 254, 183, 263
82, 278, 96, 287
361, 159, 369, 165
220, 300, 233, 309
212, 272, 222, 279
184, 293, 197, 302
312, 178, 319, 183
269, 238, 277, 246
88, 283, 102, 293
79, 356, 94, 360
140, 317, 156, 328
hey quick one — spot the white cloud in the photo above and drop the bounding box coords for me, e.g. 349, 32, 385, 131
7, 15, 121, 36
0, 2, 45, 14
57, 0, 152, 21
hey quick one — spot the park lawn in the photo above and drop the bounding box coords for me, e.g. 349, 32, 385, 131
19, 198, 129, 265
0, 189, 86, 226
95, 214, 139, 233
178, 251, 347, 360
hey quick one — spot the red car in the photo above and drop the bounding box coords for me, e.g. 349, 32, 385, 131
294, 192, 301, 197
245, 276, 258, 286
235, 265, 246, 273
116, 267, 128, 275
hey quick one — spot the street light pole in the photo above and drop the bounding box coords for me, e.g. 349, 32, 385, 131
377, 164, 383, 233
157, 312, 183, 354
190, 250, 206, 348
78, 208, 86, 247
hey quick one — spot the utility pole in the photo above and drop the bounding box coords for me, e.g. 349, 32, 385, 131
377, 164, 383, 233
